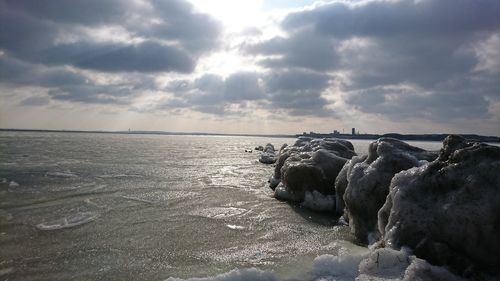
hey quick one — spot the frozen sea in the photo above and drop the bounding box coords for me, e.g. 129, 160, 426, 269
0, 131, 444, 281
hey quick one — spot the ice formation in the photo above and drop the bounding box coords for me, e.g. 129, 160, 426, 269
336, 138, 437, 243
165, 245, 465, 281
269, 137, 356, 209
378, 135, 500, 277
165, 268, 278, 281
36, 212, 98, 230
259, 143, 277, 164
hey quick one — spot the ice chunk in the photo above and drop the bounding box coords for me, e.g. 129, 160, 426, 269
301, 191, 335, 212
165, 268, 278, 281
358, 247, 411, 279
259, 143, 277, 164
402, 258, 466, 281
36, 212, 98, 230
8, 181, 19, 187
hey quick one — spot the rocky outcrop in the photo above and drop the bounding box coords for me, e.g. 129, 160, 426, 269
269, 137, 356, 211
337, 138, 437, 243
258, 143, 277, 164
378, 135, 500, 277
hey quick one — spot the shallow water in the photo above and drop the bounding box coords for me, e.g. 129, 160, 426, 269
0, 132, 444, 280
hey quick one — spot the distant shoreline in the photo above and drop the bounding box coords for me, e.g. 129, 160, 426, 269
0, 128, 296, 139
1, 128, 499, 143
299, 132, 500, 143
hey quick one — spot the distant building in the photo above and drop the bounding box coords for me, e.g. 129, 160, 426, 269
333, 130, 340, 135
352, 128, 356, 135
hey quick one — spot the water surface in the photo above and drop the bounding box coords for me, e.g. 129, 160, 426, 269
0, 132, 443, 280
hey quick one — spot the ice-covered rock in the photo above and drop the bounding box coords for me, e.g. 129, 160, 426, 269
269, 137, 356, 210
259, 143, 277, 164
338, 138, 437, 243
358, 247, 411, 280
280, 149, 348, 199
402, 258, 466, 281
378, 135, 500, 277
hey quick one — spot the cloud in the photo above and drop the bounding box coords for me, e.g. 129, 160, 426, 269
163, 72, 262, 114
282, 0, 500, 39
161, 70, 334, 117
242, 0, 500, 123
263, 69, 334, 116
224, 72, 264, 101
19, 96, 50, 106
0, 55, 140, 105
2, 0, 138, 25
0, 56, 86, 87
142, 0, 222, 54
0, 0, 221, 73
474, 33, 500, 76
245, 29, 339, 71
70, 41, 195, 73
345, 83, 491, 122
47, 84, 133, 105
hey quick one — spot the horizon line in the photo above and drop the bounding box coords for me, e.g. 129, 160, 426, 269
1, 128, 499, 140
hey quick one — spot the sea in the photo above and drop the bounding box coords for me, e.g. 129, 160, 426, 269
0, 131, 445, 281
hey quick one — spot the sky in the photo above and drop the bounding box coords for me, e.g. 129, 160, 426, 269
0, 0, 499, 135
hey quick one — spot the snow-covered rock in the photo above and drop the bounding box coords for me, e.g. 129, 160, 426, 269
338, 138, 437, 243
269, 137, 356, 211
378, 135, 500, 277
259, 143, 277, 164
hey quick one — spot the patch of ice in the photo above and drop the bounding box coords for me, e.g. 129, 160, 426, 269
358, 247, 411, 279
97, 174, 143, 179
165, 268, 278, 281
273, 185, 300, 202
8, 181, 19, 187
301, 191, 335, 212
122, 195, 155, 204
190, 207, 248, 219
46, 171, 78, 178
311, 254, 366, 279
36, 212, 98, 230
0, 267, 14, 276
226, 224, 245, 230
219, 166, 240, 176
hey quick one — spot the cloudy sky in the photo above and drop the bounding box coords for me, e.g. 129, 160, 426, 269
1, 0, 499, 135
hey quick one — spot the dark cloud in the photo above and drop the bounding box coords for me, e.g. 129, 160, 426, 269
264, 69, 330, 92
72, 41, 195, 73
143, 0, 222, 54
0, 56, 86, 87
164, 72, 262, 114
224, 72, 263, 101
48, 84, 132, 105
245, 29, 339, 71
283, 0, 500, 38
0, 5, 59, 56
0, 0, 221, 73
263, 70, 333, 116
0, 55, 139, 105
346, 82, 491, 122
2, 0, 134, 25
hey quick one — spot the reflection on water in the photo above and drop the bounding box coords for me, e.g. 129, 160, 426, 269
0, 132, 443, 280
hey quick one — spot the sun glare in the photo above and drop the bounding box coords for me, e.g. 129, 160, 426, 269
188, 0, 265, 31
